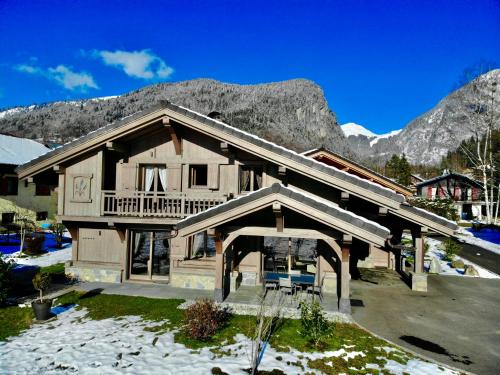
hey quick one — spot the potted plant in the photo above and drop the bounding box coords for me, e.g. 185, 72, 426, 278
31, 272, 52, 320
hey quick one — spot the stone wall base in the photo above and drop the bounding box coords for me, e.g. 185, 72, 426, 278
65, 263, 122, 283
240, 271, 257, 286
170, 272, 215, 290
410, 272, 428, 292
322, 272, 338, 295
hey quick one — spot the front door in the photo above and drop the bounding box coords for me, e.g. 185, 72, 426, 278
129, 230, 170, 281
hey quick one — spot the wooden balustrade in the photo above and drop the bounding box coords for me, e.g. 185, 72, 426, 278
101, 191, 226, 218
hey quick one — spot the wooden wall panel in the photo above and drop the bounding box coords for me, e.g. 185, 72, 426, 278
78, 228, 125, 264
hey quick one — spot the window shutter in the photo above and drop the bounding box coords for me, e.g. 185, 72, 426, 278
119, 163, 138, 191
208, 164, 219, 190
167, 164, 182, 192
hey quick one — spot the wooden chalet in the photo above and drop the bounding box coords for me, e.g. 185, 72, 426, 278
17, 101, 457, 313
302, 147, 413, 197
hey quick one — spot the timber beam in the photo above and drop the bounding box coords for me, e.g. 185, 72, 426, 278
53, 165, 65, 174
106, 141, 128, 154
163, 118, 182, 155
379, 207, 388, 216
273, 202, 284, 232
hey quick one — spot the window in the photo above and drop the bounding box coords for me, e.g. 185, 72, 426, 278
239, 165, 263, 192
140, 165, 167, 192
36, 183, 51, 196
36, 211, 48, 221
189, 165, 208, 187
0, 177, 18, 196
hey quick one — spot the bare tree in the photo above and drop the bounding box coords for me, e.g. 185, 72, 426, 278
455, 68, 499, 223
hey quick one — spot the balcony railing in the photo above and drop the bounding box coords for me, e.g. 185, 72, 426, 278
101, 190, 226, 218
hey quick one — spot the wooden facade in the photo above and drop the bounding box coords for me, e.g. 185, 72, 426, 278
17, 102, 458, 313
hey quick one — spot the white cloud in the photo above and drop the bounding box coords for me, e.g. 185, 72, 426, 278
94, 49, 174, 80
14, 63, 98, 92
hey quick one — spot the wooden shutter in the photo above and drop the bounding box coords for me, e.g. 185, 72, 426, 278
119, 163, 138, 191
167, 164, 182, 192
207, 164, 219, 190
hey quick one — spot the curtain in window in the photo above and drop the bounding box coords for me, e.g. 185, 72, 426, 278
240, 168, 250, 191
158, 167, 167, 191
145, 166, 155, 191
255, 171, 262, 189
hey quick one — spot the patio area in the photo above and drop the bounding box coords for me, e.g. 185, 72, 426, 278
72, 280, 344, 319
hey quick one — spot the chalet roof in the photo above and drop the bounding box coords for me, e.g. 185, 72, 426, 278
416, 172, 484, 190
17, 101, 404, 203
0, 134, 50, 166
15, 101, 457, 234
176, 183, 391, 245
302, 147, 413, 196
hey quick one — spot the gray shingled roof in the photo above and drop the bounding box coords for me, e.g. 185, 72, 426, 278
176, 183, 391, 239
399, 204, 458, 229
415, 172, 483, 189
302, 147, 411, 193
16, 101, 404, 204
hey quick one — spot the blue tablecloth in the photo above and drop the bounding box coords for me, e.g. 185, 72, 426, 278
264, 272, 314, 285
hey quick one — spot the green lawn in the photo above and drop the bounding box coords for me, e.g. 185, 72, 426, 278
0, 305, 34, 341
1, 291, 417, 374
40, 263, 65, 276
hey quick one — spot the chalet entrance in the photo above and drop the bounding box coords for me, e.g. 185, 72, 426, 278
129, 230, 171, 281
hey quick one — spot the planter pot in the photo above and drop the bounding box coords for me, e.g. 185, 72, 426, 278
31, 299, 53, 321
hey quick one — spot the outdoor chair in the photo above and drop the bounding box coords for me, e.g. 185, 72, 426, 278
264, 280, 277, 296
279, 277, 294, 295
306, 276, 324, 301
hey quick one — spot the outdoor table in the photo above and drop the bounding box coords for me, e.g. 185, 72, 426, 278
263, 272, 315, 291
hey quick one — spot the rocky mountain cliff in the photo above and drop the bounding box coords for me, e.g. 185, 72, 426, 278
0, 79, 352, 156
343, 69, 500, 165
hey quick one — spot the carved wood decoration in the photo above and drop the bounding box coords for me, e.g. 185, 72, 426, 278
71, 174, 92, 202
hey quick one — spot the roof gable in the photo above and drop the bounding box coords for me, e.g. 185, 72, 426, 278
176, 183, 390, 246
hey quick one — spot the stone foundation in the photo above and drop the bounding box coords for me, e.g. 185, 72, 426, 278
170, 272, 215, 290
230, 271, 242, 292
240, 271, 257, 286
410, 271, 428, 292
65, 263, 122, 283
322, 271, 338, 295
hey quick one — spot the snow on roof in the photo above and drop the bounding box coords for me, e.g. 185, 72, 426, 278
0, 134, 50, 166
176, 183, 391, 239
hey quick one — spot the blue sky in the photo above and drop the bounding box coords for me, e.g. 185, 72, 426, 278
0, 0, 499, 133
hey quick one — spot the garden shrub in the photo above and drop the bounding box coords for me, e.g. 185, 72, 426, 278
442, 238, 460, 261
32, 272, 51, 302
0, 254, 14, 305
24, 234, 45, 255
299, 301, 332, 348
183, 299, 230, 341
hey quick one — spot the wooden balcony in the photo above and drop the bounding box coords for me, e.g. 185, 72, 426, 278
101, 190, 226, 218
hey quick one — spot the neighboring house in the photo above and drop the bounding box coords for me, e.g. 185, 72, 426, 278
410, 174, 424, 194
302, 147, 413, 197
17, 102, 457, 313
416, 171, 486, 220
0, 133, 57, 222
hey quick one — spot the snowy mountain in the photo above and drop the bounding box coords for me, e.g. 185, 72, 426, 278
341, 123, 402, 158
343, 69, 499, 165
0, 79, 352, 156
340, 123, 377, 138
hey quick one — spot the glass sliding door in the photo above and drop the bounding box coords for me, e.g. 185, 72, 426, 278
129, 230, 170, 281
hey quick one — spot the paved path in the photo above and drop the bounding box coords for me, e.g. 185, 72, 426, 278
351, 273, 500, 375
432, 234, 500, 275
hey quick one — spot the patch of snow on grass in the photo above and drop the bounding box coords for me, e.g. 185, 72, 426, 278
425, 237, 499, 279
5, 246, 71, 268
0, 306, 460, 375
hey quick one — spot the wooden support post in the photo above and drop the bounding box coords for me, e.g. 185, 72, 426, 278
54, 166, 66, 216
212, 229, 225, 302
273, 202, 283, 232
163, 118, 182, 155
67, 227, 78, 263
339, 235, 351, 314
